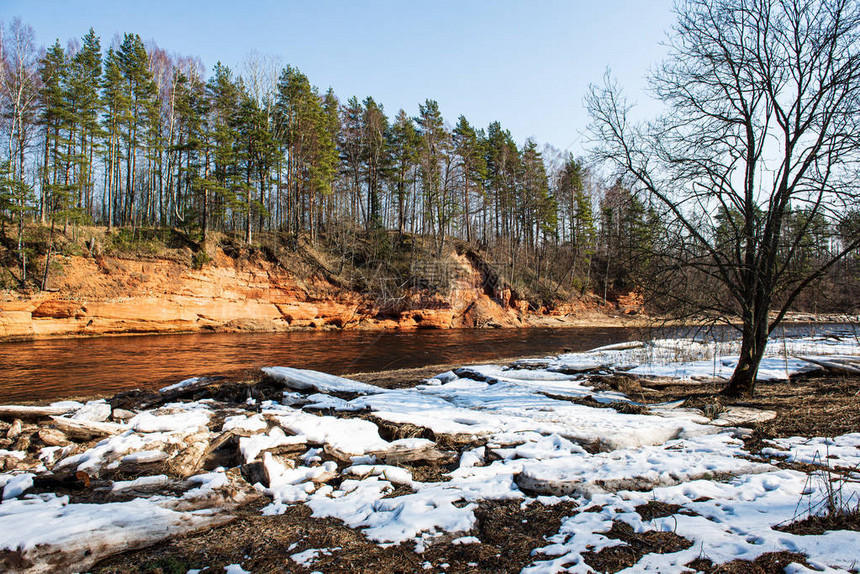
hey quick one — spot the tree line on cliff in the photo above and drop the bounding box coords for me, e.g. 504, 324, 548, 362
0, 19, 663, 303
0, 14, 857, 332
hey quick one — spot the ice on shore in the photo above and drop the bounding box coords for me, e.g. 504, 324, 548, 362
262, 366, 384, 394
0, 494, 231, 573
130, 409, 210, 433
3, 331, 859, 572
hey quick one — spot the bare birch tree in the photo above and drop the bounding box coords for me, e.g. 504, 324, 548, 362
588, 0, 860, 396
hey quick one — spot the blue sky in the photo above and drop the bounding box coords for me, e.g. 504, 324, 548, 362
2, 0, 674, 155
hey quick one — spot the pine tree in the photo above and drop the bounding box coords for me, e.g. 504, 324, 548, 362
38, 40, 66, 224
273, 66, 333, 240
519, 138, 555, 251
204, 62, 241, 234
69, 28, 101, 215
485, 121, 519, 242
416, 99, 449, 250
339, 96, 363, 224
452, 115, 486, 243
361, 96, 388, 231
319, 87, 340, 229
387, 109, 419, 235
117, 33, 156, 225
100, 47, 128, 230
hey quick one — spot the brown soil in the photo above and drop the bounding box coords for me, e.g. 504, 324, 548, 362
777, 512, 860, 535
634, 501, 683, 521
628, 372, 860, 439
686, 551, 811, 573
92, 500, 578, 574
582, 521, 693, 573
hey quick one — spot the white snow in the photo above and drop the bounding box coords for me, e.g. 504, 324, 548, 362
344, 464, 413, 485
222, 414, 268, 434
71, 399, 112, 422
452, 536, 480, 545
519, 333, 860, 383
121, 449, 169, 464
763, 434, 860, 469
0, 494, 229, 568
290, 547, 339, 567
238, 426, 306, 464
2, 473, 34, 500
10, 330, 860, 572
263, 406, 392, 455
111, 475, 170, 492
0, 449, 26, 460
263, 366, 383, 394
130, 409, 211, 433
526, 468, 860, 573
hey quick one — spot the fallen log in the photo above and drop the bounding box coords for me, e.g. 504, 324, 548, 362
49, 417, 126, 441
795, 355, 860, 375
0, 497, 234, 574
165, 431, 211, 478
32, 471, 90, 491
0, 405, 76, 421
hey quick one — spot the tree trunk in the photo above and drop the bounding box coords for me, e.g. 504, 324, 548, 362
722, 315, 769, 397
42, 219, 55, 291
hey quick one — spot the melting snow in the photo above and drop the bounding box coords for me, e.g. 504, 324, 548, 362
3, 332, 859, 572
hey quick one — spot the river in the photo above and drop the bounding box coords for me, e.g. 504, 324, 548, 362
0, 327, 642, 402
0, 323, 849, 402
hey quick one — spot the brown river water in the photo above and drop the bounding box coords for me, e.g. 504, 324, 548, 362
0, 327, 643, 402
0, 323, 844, 402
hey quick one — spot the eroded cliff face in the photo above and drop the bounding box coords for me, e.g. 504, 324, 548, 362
0, 247, 557, 340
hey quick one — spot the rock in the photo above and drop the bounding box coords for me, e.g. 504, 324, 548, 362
37, 428, 70, 447
372, 441, 450, 465
111, 408, 136, 422
262, 453, 296, 488
460, 294, 520, 328
242, 460, 267, 486
710, 407, 777, 427
7, 419, 22, 440
0, 244, 594, 341
31, 300, 83, 319
516, 468, 584, 497
13, 434, 30, 453
71, 400, 112, 423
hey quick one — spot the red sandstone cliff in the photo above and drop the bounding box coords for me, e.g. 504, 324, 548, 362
0, 242, 618, 341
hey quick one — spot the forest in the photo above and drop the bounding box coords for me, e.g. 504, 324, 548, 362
0, 18, 856, 313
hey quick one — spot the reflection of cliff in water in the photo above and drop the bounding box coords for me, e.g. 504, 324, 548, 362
0, 327, 639, 402
0, 322, 847, 402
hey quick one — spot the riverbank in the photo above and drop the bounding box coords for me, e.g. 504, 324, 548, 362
1, 226, 855, 344
0, 258, 636, 344
1, 333, 859, 573
0, 227, 646, 343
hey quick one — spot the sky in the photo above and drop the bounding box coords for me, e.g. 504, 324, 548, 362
2, 0, 675, 156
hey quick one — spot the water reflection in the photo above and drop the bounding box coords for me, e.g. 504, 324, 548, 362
0, 322, 845, 402
0, 327, 636, 401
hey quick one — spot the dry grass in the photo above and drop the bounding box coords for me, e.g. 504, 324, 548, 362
93, 500, 578, 574
582, 521, 693, 574
632, 372, 860, 439
686, 551, 811, 573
